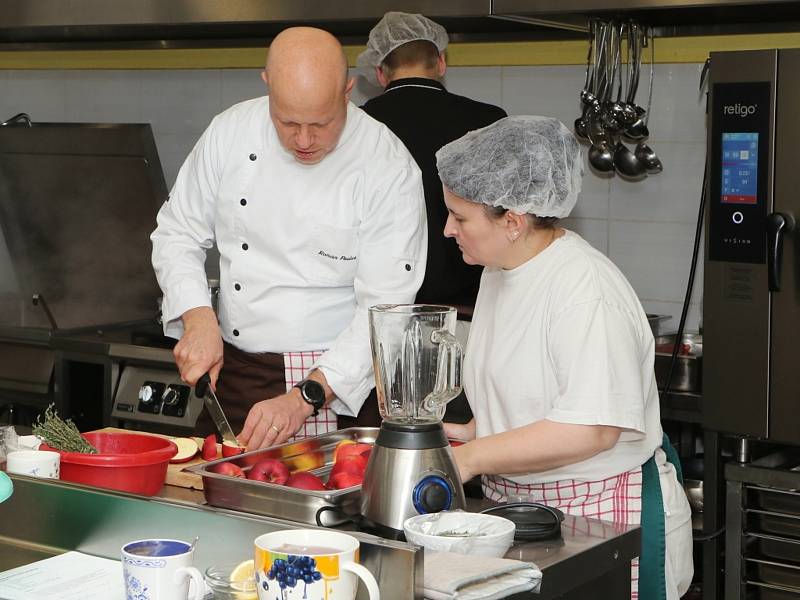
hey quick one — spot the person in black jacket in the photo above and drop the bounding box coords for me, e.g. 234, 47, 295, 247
354, 13, 507, 429
358, 12, 507, 311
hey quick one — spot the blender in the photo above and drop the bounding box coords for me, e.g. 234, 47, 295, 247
361, 304, 466, 535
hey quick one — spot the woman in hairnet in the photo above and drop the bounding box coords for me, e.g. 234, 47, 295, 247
438, 116, 693, 600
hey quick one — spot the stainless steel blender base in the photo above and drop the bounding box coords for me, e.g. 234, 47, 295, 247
361, 442, 466, 534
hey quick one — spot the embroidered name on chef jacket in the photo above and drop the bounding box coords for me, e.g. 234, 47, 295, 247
318, 250, 357, 261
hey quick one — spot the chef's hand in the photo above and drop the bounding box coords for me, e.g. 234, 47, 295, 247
443, 419, 476, 442
174, 306, 224, 387
238, 370, 335, 450
238, 389, 312, 450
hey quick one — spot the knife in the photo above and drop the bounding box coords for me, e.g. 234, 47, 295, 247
195, 373, 239, 446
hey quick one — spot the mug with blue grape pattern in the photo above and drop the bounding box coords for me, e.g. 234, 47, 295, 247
254, 529, 379, 600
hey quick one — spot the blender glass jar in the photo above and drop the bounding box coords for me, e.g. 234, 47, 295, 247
369, 304, 462, 423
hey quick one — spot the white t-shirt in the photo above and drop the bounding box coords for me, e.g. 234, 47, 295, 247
464, 230, 662, 483
151, 98, 427, 416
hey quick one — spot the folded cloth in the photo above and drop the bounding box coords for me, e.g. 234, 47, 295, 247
424, 551, 542, 600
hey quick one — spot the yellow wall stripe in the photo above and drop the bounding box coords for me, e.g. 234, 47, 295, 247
0, 32, 798, 70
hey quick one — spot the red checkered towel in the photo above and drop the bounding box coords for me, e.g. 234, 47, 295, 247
282, 350, 338, 440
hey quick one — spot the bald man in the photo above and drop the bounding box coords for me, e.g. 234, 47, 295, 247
152, 28, 427, 449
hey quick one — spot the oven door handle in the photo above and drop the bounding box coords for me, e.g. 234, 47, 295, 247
766, 212, 794, 292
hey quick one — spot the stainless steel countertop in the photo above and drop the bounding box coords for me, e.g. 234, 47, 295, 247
0, 475, 640, 599
155, 479, 642, 598
152, 482, 638, 568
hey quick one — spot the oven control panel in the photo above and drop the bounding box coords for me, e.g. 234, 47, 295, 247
134, 381, 191, 417
708, 81, 771, 264
111, 366, 203, 433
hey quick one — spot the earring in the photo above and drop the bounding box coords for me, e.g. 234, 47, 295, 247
510, 231, 520, 243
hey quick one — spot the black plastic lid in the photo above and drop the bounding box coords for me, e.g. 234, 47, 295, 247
481, 502, 564, 541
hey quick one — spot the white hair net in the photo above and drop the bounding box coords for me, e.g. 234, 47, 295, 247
356, 12, 448, 72
435, 116, 583, 218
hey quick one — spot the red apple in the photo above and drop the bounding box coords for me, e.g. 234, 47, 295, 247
201, 434, 218, 461
222, 441, 246, 457
328, 471, 363, 489
330, 454, 368, 477
216, 462, 245, 478
332, 439, 356, 462
283, 450, 324, 473
335, 443, 373, 461
285, 472, 327, 491
169, 437, 199, 463
359, 447, 373, 461
247, 458, 290, 484
280, 439, 319, 457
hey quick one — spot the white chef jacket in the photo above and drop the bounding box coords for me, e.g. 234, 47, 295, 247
151, 98, 427, 416
465, 230, 663, 483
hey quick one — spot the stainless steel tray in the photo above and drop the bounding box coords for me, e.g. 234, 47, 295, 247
185, 427, 378, 526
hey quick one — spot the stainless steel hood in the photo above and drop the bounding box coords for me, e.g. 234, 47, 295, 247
493, 0, 800, 36
0, 0, 578, 46
0, 0, 799, 46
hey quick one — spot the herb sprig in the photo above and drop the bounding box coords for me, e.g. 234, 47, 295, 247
32, 404, 98, 454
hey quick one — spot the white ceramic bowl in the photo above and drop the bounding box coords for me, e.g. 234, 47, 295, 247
403, 511, 515, 557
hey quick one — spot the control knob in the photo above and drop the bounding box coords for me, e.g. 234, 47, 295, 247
412, 475, 453, 514
162, 386, 180, 406
138, 384, 155, 404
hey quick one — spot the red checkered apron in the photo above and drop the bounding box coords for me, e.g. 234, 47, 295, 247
283, 350, 338, 440
483, 468, 643, 599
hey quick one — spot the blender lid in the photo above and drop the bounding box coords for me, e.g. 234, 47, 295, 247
480, 502, 564, 541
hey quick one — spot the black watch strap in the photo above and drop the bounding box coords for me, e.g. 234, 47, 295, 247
294, 379, 325, 417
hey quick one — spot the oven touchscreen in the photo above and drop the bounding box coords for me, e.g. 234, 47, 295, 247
721, 132, 759, 205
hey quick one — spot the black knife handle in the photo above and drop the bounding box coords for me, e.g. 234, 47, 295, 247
195, 372, 211, 398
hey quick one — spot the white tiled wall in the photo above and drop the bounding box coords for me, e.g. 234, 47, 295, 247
0, 62, 707, 330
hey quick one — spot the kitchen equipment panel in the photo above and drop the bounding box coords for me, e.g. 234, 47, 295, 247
704, 49, 800, 444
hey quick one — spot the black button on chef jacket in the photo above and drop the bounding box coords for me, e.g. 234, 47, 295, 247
361, 78, 507, 308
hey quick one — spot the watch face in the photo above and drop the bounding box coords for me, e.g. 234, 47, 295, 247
302, 380, 325, 406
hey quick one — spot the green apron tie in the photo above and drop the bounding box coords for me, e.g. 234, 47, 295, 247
639, 433, 682, 600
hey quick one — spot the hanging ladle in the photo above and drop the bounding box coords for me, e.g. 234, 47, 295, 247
634, 28, 663, 173
575, 21, 599, 141
599, 22, 624, 135
586, 113, 615, 174
608, 22, 629, 129
623, 25, 652, 142
613, 140, 647, 180
589, 141, 616, 174
620, 22, 642, 127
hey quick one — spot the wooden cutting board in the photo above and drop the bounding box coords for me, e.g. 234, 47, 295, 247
93, 427, 214, 490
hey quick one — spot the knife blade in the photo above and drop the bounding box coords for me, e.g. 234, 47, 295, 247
195, 373, 238, 446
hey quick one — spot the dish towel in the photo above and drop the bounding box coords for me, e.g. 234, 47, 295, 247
424, 551, 542, 600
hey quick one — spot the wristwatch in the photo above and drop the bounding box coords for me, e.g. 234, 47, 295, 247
294, 379, 326, 417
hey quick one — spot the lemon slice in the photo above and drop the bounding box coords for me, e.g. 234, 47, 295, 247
230, 559, 254, 582
229, 559, 257, 600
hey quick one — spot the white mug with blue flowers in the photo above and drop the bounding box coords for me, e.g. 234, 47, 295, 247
254, 529, 380, 600
121, 538, 204, 600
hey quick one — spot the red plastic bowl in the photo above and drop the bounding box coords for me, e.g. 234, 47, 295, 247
41, 432, 177, 496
